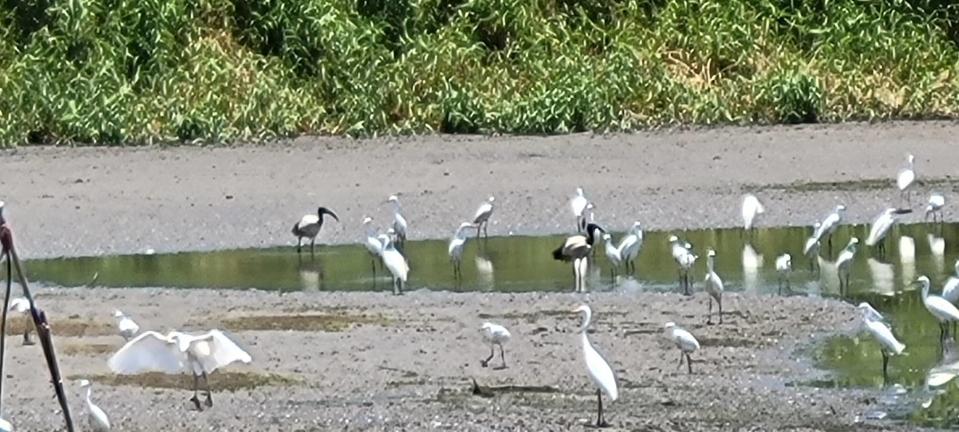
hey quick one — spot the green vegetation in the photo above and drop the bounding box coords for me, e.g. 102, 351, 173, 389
1, 0, 959, 145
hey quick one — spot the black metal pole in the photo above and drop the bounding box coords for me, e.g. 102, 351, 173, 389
0, 252, 9, 417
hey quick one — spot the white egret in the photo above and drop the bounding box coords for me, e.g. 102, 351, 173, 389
378, 234, 409, 295
703, 249, 724, 324
7, 297, 33, 345
803, 222, 822, 271
387, 195, 408, 245
602, 233, 622, 280
362, 216, 384, 276
479, 322, 510, 369
570, 188, 590, 233
78, 379, 111, 431
669, 235, 697, 295
775, 253, 792, 294
108, 329, 252, 411
616, 221, 643, 274
0, 418, 10, 432
472, 196, 495, 238
836, 237, 859, 295
941, 260, 959, 303
553, 223, 605, 292
113, 310, 140, 341
814, 205, 846, 256
664, 322, 700, 374
926, 192, 945, 222
917, 275, 959, 341
897, 154, 915, 206
856, 303, 905, 379
865, 208, 900, 257
573, 305, 617, 428
291, 207, 339, 255
741, 194, 765, 232
449, 222, 478, 279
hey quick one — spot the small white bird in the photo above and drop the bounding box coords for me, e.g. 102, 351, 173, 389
703, 249, 724, 324
0, 417, 11, 432
472, 196, 495, 238
775, 253, 792, 294
387, 195, 408, 245
553, 224, 605, 292
941, 260, 959, 304
664, 322, 700, 374
362, 216, 385, 276
897, 154, 916, 206
742, 194, 765, 231
573, 305, 617, 428
803, 222, 822, 271
616, 221, 644, 275
479, 322, 511, 369
836, 237, 859, 295
669, 235, 697, 295
291, 206, 339, 254
79, 379, 111, 431
108, 330, 252, 411
865, 208, 899, 256
379, 234, 410, 295
570, 188, 590, 233
918, 275, 959, 341
113, 310, 140, 341
7, 297, 33, 345
602, 233, 622, 280
926, 192, 946, 222
449, 222, 478, 280
856, 303, 905, 379
814, 205, 846, 256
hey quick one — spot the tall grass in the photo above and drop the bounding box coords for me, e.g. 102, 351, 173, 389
1, 0, 959, 146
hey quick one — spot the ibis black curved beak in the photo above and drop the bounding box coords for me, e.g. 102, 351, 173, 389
893, 208, 913, 215
585, 223, 606, 234
318, 207, 340, 222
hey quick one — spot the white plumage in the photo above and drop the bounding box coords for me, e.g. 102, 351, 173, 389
603, 233, 622, 277
664, 322, 700, 374
79, 379, 111, 431
472, 196, 495, 237
926, 192, 946, 222
942, 261, 959, 303
836, 237, 859, 294
378, 234, 410, 294
703, 249, 724, 324
570, 187, 590, 232
865, 208, 898, 252
7, 297, 33, 345
387, 195, 408, 244
897, 153, 915, 192
813, 205, 845, 254
918, 276, 959, 333
448, 222, 477, 278
775, 253, 791, 293
856, 302, 904, 379
0, 417, 11, 432
741, 194, 765, 230
362, 216, 385, 276
616, 221, 643, 274
574, 305, 617, 427
113, 310, 140, 341
669, 235, 697, 294
479, 322, 510, 368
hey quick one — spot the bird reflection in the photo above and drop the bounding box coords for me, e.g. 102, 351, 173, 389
927, 233, 945, 274
899, 236, 916, 287
297, 255, 324, 292
867, 258, 895, 297
475, 254, 495, 290
741, 243, 763, 294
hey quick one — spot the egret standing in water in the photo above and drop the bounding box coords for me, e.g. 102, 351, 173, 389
897, 154, 916, 207
942, 260, 959, 303
573, 305, 617, 428
803, 222, 822, 272
449, 222, 478, 280
918, 275, 959, 341
553, 224, 605, 292
602, 233, 622, 281
570, 188, 590, 233
856, 303, 905, 380
379, 233, 409, 295
472, 196, 495, 238
387, 195, 408, 246
479, 322, 510, 369
742, 194, 765, 233
362, 216, 385, 277
79, 379, 111, 431
669, 236, 697, 295
703, 249, 724, 324
291, 207, 339, 254
775, 253, 792, 294
926, 192, 946, 222
836, 237, 859, 296
616, 221, 643, 275
664, 322, 700, 374
865, 208, 900, 257
814, 205, 846, 256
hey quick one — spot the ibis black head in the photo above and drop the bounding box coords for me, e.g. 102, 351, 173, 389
317, 207, 340, 222
585, 223, 605, 243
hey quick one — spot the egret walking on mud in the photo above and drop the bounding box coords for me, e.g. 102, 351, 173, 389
79, 379, 111, 431
573, 305, 617, 428
856, 303, 905, 380
480, 322, 510, 369
703, 249, 724, 324
472, 196, 495, 238
664, 322, 700, 374
113, 310, 140, 341
292, 207, 339, 254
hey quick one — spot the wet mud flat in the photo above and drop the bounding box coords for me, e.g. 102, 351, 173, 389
0, 286, 922, 431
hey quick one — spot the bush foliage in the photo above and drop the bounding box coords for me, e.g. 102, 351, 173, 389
1, 0, 959, 145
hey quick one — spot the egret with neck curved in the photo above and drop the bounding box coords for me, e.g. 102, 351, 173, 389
918, 275, 959, 342
79, 379, 111, 431
573, 305, 617, 428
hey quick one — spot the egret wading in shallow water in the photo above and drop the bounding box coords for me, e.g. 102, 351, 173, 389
7, 297, 33, 345
602, 233, 622, 280
570, 188, 590, 233
479, 322, 510, 369
108, 330, 252, 411
897, 154, 916, 207
362, 216, 385, 277
113, 309, 140, 341
856, 303, 905, 380
449, 222, 478, 280
703, 249, 724, 324
669, 236, 697, 295
942, 260, 959, 303
79, 379, 111, 431
926, 192, 945, 223
379, 233, 409, 295
775, 253, 792, 294
741, 194, 765, 233
291, 207, 339, 255
804, 222, 822, 272
814, 205, 846, 256
552, 223, 605, 292
664, 322, 700, 374
616, 221, 643, 275
387, 195, 408, 246
836, 237, 859, 296
472, 196, 495, 238
865, 208, 900, 257
573, 305, 617, 428
918, 275, 959, 342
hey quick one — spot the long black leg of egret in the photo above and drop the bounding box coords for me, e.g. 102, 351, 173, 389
203, 371, 213, 407
499, 344, 507, 369
719, 298, 723, 324
310, 238, 316, 255
596, 388, 608, 427
677, 350, 684, 369
296, 238, 302, 254
481, 344, 494, 367
707, 297, 713, 325
882, 352, 889, 381
191, 374, 202, 411
686, 353, 693, 374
